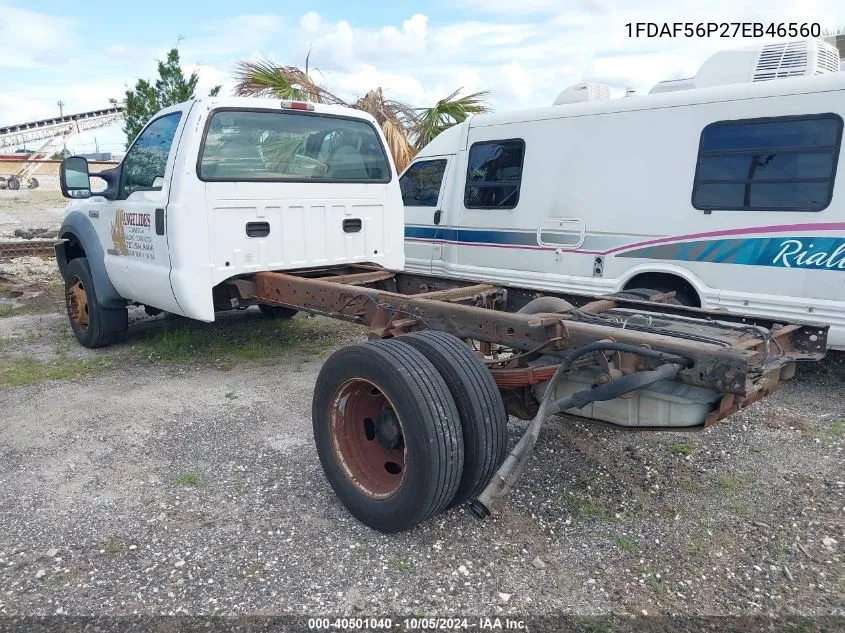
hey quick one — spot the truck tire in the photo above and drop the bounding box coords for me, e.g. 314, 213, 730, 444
312, 339, 464, 532
27, 177, 39, 190
7, 176, 20, 191
0, 177, 6, 190
399, 331, 508, 506
258, 304, 298, 319
64, 257, 128, 348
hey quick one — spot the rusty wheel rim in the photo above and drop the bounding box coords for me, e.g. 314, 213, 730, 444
66, 275, 90, 332
330, 378, 407, 499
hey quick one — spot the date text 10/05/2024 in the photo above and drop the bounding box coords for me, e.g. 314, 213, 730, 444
307, 617, 528, 630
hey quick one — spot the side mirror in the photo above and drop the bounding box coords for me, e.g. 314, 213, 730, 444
59, 156, 91, 199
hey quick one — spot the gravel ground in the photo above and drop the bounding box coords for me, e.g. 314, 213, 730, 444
0, 264, 842, 624
0, 190, 66, 240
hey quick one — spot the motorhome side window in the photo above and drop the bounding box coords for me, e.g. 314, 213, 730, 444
400, 160, 447, 206
119, 112, 182, 199
199, 110, 391, 182
464, 139, 525, 209
692, 114, 843, 212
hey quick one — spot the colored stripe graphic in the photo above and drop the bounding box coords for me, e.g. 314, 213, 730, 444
405, 222, 845, 261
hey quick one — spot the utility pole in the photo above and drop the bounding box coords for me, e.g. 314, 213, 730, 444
57, 100, 67, 155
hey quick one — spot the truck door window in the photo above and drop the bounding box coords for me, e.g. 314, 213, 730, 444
198, 110, 391, 182
464, 139, 525, 209
400, 160, 447, 206
118, 112, 183, 199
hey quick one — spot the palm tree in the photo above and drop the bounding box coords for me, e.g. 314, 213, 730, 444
233, 59, 490, 171
822, 25, 845, 61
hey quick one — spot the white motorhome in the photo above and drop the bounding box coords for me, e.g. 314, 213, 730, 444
400, 40, 845, 349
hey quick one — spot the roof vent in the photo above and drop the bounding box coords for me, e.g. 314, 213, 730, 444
553, 82, 611, 105
649, 39, 840, 94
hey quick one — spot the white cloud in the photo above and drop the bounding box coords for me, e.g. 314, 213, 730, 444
300, 11, 321, 32
2, 2, 843, 140
501, 61, 535, 101
0, 5, 77, 69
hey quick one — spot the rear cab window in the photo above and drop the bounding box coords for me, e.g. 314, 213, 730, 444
198, 109, 391, 182
400, 160, 447, 206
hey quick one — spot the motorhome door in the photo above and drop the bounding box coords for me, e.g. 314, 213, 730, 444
400, 157, 451, 274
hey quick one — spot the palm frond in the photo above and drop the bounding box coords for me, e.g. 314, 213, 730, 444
413, 89, 492, 149
232, 56, 493, 168
232, 59, 346, 105
380, 117, 417, 173
259, 135, 307, 169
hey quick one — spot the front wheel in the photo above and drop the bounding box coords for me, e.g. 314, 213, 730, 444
64, 257, 127, 348
312, 339, 464, 532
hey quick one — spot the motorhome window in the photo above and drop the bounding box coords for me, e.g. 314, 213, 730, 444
692, 114, 842, 212
464, 139, 525, 209
199, 110, 391, 182
400, 160, 447, 206
119, 112, 182, 198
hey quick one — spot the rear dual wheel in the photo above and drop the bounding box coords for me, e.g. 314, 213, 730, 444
312, 332, 507, 532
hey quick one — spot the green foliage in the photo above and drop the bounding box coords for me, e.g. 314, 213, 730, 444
613, 537, 639, 552
123, 48, 221, 146
412, 89, 490, 149
390, 557, 414, 573
233, 58, 492, 170
173, 472, 201, 486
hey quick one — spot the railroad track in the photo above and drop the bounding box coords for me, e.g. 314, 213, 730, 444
0, 239, 56, 258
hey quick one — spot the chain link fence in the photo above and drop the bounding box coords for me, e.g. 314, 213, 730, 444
0, 238, 56, 260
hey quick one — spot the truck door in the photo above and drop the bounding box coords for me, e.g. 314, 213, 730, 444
101, 108, 189, 314
400, 157, 451, 274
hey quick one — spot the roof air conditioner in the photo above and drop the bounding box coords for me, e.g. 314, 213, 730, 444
553, 82, 611, 105
649, 39, 840, 94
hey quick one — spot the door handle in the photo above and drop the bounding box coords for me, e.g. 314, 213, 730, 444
433, 209, 442, 225
155, 208, 165, 235
343, 218, 362, 233
246, 221, 270, 237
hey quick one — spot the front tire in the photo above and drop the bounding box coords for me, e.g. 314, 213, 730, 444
312, 339, 464, 532
64, 257, 127, 348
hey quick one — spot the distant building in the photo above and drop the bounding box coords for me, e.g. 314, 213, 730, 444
79, 152, 114, 162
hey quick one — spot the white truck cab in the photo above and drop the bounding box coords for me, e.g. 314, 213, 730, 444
56, 98, 404, 346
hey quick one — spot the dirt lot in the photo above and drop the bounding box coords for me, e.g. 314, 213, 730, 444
0, 257, 843, 624
0, 190, 67, 240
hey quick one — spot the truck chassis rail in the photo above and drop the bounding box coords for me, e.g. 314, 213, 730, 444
226, 265, 827, 524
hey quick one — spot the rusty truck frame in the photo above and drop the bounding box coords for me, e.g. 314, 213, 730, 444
219, 264, 826, 532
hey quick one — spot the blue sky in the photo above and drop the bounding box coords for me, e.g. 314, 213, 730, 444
1, 0, 840, 154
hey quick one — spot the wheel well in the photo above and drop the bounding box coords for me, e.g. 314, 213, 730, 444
623, 272, 701, 307
62, 233, 86, 262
